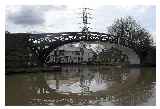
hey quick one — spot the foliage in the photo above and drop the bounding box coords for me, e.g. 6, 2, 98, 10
96, 47, 129, 65
107, 16, 153, 54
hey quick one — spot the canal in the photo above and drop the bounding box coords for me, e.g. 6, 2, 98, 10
5, 65, 156, 106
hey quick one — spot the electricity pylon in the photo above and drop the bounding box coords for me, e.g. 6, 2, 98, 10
79, 8, 93, 33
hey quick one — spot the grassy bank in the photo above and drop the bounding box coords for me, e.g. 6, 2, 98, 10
6, 66, 61, 75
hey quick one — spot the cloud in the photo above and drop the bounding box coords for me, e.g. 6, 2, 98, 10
8, 7, 45, 26
6, 5, 67, 26
93, 5, 155, 33
6, 5, 155, 39
47, 5, 67, 10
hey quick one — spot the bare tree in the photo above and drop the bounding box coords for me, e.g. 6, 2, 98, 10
107, 16, 153, 61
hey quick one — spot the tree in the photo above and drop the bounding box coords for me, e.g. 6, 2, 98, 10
5, 30, 10, 34
107, 16, 153, 62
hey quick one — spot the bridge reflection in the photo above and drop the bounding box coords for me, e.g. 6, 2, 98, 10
5, 66, 155, 106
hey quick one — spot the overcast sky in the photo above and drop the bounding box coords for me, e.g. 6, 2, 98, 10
5, 5, 156, 43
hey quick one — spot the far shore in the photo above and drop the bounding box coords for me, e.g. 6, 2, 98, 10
5, 63, 155, 75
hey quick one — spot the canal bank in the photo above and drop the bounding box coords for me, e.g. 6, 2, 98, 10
5, 63, 155, 75
5, 66, 61, 75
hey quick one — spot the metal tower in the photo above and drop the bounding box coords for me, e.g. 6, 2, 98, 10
80, 8, 93, 33
78, 8, 93, 55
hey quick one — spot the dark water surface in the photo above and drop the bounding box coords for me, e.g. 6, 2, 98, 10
5, 65, 156, 106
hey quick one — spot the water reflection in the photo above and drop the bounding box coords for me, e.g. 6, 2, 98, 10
5, 65, 156, 106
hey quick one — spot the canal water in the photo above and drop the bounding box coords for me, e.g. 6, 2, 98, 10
5, 65, 156, 106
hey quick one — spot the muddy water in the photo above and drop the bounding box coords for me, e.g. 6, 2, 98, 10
5, 65, 156, 106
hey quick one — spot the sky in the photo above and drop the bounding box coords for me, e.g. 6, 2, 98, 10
5, 4, 156, 43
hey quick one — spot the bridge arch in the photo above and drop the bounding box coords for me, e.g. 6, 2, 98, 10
28, 32, 141, 65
